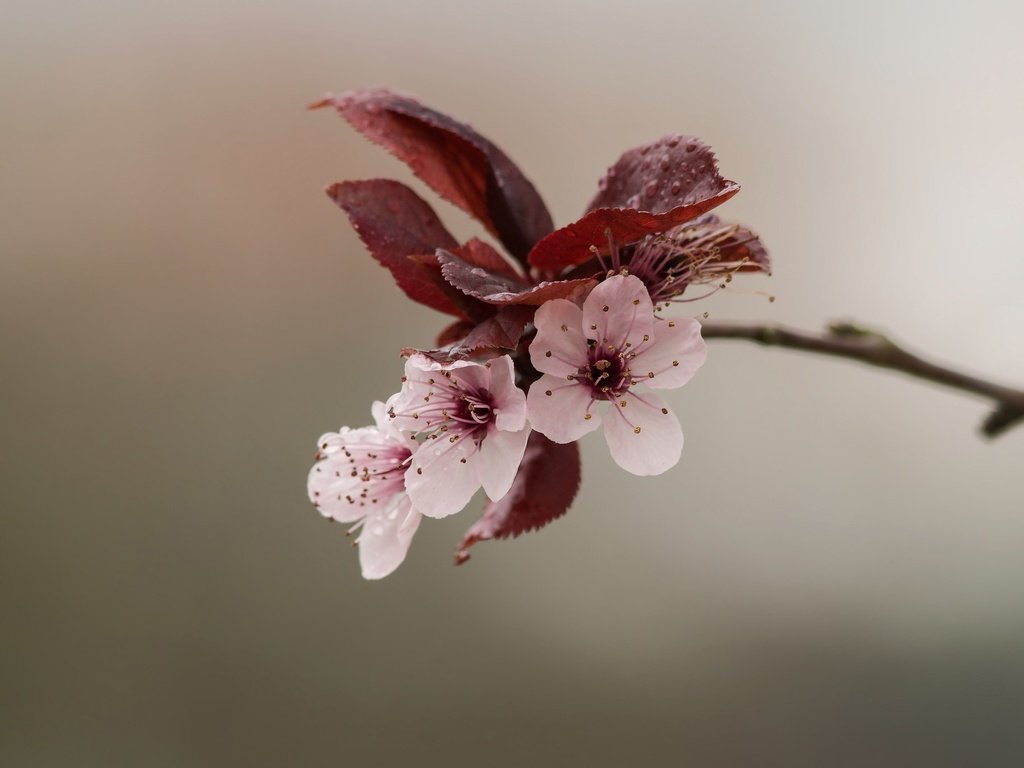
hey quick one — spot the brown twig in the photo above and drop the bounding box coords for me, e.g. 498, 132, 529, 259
700, 320, 1024, 438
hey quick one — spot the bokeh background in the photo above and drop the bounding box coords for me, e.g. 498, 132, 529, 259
3, 1, 1024, 765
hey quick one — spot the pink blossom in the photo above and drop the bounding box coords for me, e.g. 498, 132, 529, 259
307, 399, 421, 580
526, 275, 706, 476
389, 354, 530, 519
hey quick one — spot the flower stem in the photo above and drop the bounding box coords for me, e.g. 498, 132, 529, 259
700, 320, 1024, 437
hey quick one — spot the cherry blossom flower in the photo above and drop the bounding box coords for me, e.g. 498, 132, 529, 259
388, 354, 530, 519
526, 275, 706, 476
307, 399, 421, 580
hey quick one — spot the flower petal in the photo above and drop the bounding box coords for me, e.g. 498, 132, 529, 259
404, 436, 480, 519
529, 299, 588, 377
630, 317, 707, 390
475, 425, 531, 501
602, 391, 683, 476
357, 495, 421, 580
526, 374, 601, 443
582, 275, 654, 351
486, 355, 528, 432
309, 427, 392, 523
372, 397, 408, 443
314, 88, 554, 263
327, 179, 466, 317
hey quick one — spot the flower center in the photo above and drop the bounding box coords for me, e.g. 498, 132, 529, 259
460, 395, 493, 425
584, 350, 631, 399
389, 374, 496, 446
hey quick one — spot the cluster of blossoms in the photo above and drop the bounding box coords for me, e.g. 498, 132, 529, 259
307, 89, 769, 578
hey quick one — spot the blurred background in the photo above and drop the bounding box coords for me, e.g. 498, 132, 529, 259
3, 0, 1024, 765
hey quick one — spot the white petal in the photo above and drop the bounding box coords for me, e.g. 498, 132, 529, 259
486, 355, 528, 432
629, 317, 707, 390
309, 426, 394, 523
582, 275, 654, 351
448, 359, 491, 394
357, 495, 422, 580
476, 426, 531, 501
308, 457, 367, 523
602, 390, 683, 476
526, 373, 602, 443
529, 299, 588, 376
374, 395, 407, 441
403, 435, 480, 519
405, 352, 492, 394
390, 358, 437, 433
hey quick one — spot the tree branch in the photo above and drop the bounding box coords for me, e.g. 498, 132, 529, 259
700, 320, 1024, 438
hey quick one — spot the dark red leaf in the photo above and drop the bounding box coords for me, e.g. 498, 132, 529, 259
406, 252, 495, 323
327, 179, 465, 317
313, 89, 554, 264
449, 237, 522, 281
403, 306, 532, 363
456, 305, 534, 352
435, 319, 475, 347
454, 433, 581, 564
586, 134, 734, 214
528, 134, 740, 271
439, 249, 596, 306
437, 249, 524, 298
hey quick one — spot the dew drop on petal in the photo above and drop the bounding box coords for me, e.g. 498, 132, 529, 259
685, 139, 698, 153
670, 181, 681, 195
644, 181, 658, 198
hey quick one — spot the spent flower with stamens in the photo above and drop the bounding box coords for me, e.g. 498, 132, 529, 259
613, 214, 770, 305
526, 275, 706, 476
389, 354, 530, 519
308, 399, 422, 579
